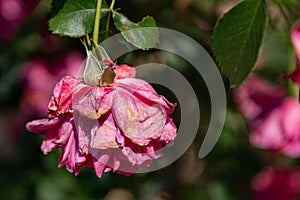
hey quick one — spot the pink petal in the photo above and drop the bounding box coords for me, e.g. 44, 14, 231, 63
92, 147, 146, 176
48, 76, 79, 115
26, 115, 74, 154
40, 116, 73, 154
74, 112, 119, 156
73, 112, 97, 155
249, 110, 285, 150
288, 21, 300, 85
113, 82, 166, 145
115, 64, 136, 79
234, 75, 285, 122
89, 113, 119, 150
115, 128, 163, 167
291, 21, 300, 59
252, 167, 300, 200
280, 140, 300, 158
93, 153, 110, 178
280, 98, 300, 138
58, 127, 90, 175
116, 78, 176, 114
159, 118, 177, 144
72, 83, 114, 119
25, 117, 60, 134
121, 139, 163, 166
92, 148, 133, 177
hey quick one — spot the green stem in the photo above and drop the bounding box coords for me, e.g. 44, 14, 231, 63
109, 0, 116, 10
287, 46, 299, 99
105, 13, 112, 37
86, 33, 91, 48
287, 79, 298, 99
93, 0, 102, 44
105, 0, 116, 38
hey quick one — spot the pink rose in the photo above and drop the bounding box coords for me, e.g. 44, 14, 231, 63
72, 62, 177, 176
26, 62, 177, 178
234, 75, 300, 157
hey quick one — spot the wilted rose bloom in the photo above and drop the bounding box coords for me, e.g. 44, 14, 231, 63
234, 75, 300, 157
26, 63, 177, 178
252, 167, 300, 200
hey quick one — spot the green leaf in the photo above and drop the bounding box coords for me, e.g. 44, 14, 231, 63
49, 0, 108, 38
112, 12, 159, 49
211, 0, 268, 87
50, 0, 67, 16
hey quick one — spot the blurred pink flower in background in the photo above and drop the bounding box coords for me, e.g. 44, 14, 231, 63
286, 20, 300, 85
234, 76, 300, 157
252, 167, 300, 200
0, 0, 38, 42
6, 51, 84, 142
26, 63, 177, 178
21, 51, 84, 116
1, 51, 84, 149
235, 20, 300, 158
